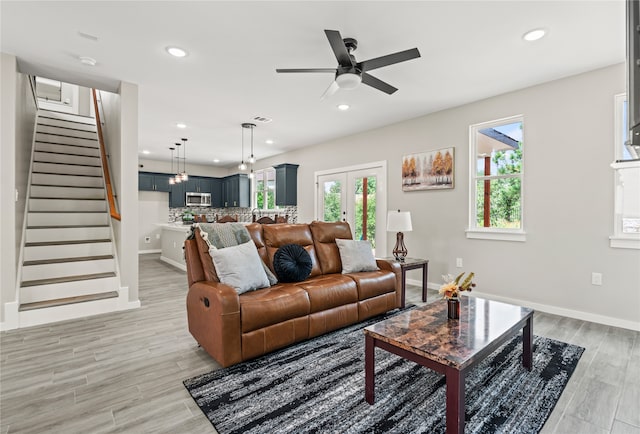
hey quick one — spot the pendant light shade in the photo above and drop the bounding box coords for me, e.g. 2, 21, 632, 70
240, 123, 256, 170
180, 138, 189, 181
169, 147, 176, 185
174, 143, 182, 183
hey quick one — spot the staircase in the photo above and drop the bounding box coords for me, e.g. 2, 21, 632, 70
19, 109, 119, 312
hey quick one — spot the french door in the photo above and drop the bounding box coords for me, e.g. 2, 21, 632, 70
316, 162, 387, 255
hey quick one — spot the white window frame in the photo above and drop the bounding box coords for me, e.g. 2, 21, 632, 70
252, 167, 279, 211
466, 115, 526, 242
610, 93, 640, 249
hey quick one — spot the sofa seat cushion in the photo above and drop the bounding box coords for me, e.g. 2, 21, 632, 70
240, 285, 310, 333
295, 274, 358, 313
346, 270, 397, 301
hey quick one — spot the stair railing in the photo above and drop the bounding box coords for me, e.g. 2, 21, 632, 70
92, 88, 121, 221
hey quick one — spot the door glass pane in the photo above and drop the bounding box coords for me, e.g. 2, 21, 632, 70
476, 179, 521, 229
354, 177, 376, 248
323, 181, 341, 222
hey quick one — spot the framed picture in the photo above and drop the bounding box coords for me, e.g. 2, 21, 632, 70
402, 147, 455, 191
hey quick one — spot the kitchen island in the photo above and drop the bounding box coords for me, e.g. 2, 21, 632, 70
158, 223, 192, 271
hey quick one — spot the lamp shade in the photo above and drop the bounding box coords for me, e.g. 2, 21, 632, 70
387, 211, 412, 232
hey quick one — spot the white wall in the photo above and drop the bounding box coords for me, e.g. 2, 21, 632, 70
1, 54, 37, 326
257, 63, 640, 329
138, 191, 168, 252
138, 158, 229, 178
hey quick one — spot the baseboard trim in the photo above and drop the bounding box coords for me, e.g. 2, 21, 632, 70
405, 279, 640, 331
160, 255, 186, 272
138, 249, 161, 254
1, 301, 20, 331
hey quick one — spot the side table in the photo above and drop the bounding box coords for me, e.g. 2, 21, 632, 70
379, 257, 429, 308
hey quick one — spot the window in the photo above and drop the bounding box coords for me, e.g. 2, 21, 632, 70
468, 115, 525, 242
611, 94, 640, 249
253, 168, 278, 210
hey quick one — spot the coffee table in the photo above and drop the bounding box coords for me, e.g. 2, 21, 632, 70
364, 296, 534, 434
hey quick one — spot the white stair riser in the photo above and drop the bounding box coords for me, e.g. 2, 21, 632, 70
38, 110, 96, 125
31, 185, 105, 199
22, 259, 115, 281
36, 133, 98, 148
20, 276, 118, 304
26, 226, 110, 243
35, 142, 100, 158
28, 212, 108, 227
34, 151, 101, 167
37, 125, 98, 140
37, 117, 97, 132
23, 242, 113, 261
29, 198, 107, 212
31, 173, 104, 188
33, 162, 102, 176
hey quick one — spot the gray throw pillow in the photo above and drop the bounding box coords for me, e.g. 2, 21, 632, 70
335, 239, 379, 273
209, 241, 270, 294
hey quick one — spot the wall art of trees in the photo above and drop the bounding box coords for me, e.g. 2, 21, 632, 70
402, 148, 454, 191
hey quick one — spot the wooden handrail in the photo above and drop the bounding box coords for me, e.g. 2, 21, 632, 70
92, 89, 121, 221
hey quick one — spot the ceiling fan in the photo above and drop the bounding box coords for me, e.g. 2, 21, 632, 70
276, 29, 421, 99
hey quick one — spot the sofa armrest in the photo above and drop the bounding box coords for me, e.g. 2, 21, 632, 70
376, 259, 402, 308
186, 281, 242, 367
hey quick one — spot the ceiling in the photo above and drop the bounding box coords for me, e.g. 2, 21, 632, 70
1, 1, 625, 168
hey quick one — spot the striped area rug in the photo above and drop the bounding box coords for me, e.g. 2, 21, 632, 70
184, 310, 583, 434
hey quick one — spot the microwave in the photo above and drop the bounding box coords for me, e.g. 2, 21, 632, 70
185, 192, 212, 207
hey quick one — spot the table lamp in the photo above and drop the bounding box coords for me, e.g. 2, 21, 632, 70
387, 210, 412, 261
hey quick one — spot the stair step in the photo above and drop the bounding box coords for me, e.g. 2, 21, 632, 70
37, 124, 98, 140
27, 224, 108, 229
24, 255, 114, 266
28, 212, 108, 227
31, 173, 104, 188
36, 133, 98, 148
21, 272, 116, 288
35, 140, 100, 151
24, 240, 112, 261
34, 148, 101, 160
34, 151, 100, 166
31, 185, 105, 199
21, 258, 115, 281
29, 198, 107, 212
38, 110, 96, 125
34, 142, 100, 158
37, 117, 97, 132
26, 226, 110, 243
33, 162, 102, 176
19, 291, 118, 311
25, 238, 111, 247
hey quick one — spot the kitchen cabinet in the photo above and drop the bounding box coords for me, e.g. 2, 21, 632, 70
169, 181, 185, 208
139, 172, 171, 192
274, 163, 299, 206
222, 174, 250, 208
185, 177, 213, 194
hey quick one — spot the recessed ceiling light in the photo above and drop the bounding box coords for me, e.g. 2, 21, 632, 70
142, 150, 150, 155
265, 139, 274, 145
166, 46, 187, 58
522, 28, 547, 42
79, 56, 97, 66
213, 159, 220, 163
337, 104, 350, 111
176, 123, 187, 129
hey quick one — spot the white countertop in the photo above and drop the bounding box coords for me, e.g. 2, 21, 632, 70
157, 223, 193, 232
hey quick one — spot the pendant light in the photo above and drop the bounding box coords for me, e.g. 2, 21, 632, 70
174, 142, 182, 183
238, 124, 247, 171
169, 147, 176, 185
180, 137, 189, 181
248, 123, 256, 164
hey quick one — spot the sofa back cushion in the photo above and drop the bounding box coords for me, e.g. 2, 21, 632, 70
195, 228, 219, 282
245, 223, 269, 266
310, 221, 353, 275
263, 224, 322, 278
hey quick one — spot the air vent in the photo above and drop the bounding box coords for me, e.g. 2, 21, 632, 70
253, 116, 272, 123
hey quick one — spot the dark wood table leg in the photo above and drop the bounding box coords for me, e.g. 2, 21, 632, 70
445, 367, 465, 434
365, 334, 375, 404
400, 267, 407, 309
422, 262, 428, 302
523, 316, 533, 370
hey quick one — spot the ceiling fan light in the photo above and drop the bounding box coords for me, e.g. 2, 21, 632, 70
336, 73, 361, 90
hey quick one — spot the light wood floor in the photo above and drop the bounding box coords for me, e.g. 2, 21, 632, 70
1, 254, 638, 433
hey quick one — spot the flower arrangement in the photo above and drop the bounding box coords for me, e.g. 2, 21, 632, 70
439, 272, 475, 300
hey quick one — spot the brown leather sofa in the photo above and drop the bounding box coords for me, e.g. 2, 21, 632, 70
184, 221, 402, 367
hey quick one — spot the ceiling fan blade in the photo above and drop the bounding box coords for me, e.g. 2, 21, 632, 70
362, 73, 398, 95
324, 29, 353, 68
276, 68, 337, 73
320, 81, 339, 100
358, 48, 421, 72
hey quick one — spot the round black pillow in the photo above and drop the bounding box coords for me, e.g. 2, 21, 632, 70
273, 244, 312, 283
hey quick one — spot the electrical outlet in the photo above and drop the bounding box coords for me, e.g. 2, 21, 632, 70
456, 258, 463, 268
591, 272, 602, 286
144, 236, 151, 244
